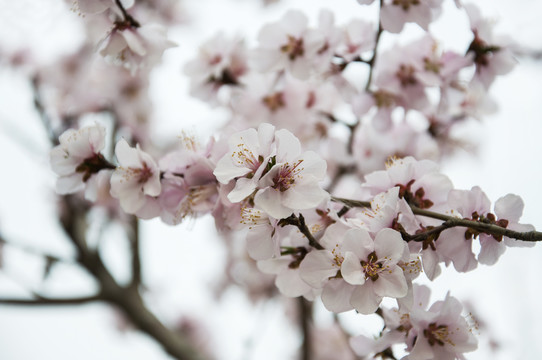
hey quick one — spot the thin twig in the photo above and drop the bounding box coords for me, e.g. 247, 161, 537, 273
0, 294, 102, 306
364, 0, 384, 92
279, 214, 324, 250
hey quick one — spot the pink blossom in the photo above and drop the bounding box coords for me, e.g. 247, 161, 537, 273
110, 138, 161, 216
100, 23, 176, 72
341, 228, 410, 314
465, 4, 517, 89
407, 293, 477, 359
50, 124, 110, 197
363, 156, 453, 211
250, 10, 325, 79
381, 0, 444, 34
184, 33, 248, 105
157, 139, 218, 225
254, 129, 328, 219
448, 187, 534, 265
213, 123, 275, 203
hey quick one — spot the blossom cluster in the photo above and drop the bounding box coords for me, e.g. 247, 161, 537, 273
50, 120, 535, 359
29, 0, 538, 359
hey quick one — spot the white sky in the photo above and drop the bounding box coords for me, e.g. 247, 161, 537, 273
0, 0, 542, 359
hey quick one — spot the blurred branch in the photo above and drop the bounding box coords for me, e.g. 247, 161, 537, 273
0, 234, 73, 265
299, 298, 312, 360
0, 294, 102, 306
59, 194, 205, 360
128, 215, 142, 289
31, 76, 58, 146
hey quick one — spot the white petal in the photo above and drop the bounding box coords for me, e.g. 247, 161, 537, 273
276, 269, 312, 297
350, 282, 382, 315
115, 139, 140, 168
282, 180, 328, 211
275, 129, 301, 161
122, 29, 147, 56
494, 194, 524, 222
341, 251, 366, 285
246, 225, 278, 260
227, 177, 257, 203
342, 228, 373, 259
254, 187, 292, 219
374, 228, 406, 261
321, 278, 355, 313
298, 250, 337, 288
373, 266, 408, 298
478, 235, 505, 265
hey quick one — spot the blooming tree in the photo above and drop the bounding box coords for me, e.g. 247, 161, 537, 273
1, 0, 541, 359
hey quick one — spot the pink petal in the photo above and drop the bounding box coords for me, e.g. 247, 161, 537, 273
341, 251, 366, 285
298, 250, 337, 288
321, 278, 355, 313
373, 266, 408, 298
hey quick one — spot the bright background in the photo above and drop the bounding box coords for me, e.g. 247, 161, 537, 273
0, 0, 541, 359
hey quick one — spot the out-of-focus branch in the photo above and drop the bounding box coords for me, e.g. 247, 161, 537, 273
299, 298, 312, 360
29, 78, 206, 358
0, 294, 102, 306
0, 234, 72, 265
364, 0, 384, 92
59, 195, 206, 360
31, 76, 59, 146
128, 215, 142, 289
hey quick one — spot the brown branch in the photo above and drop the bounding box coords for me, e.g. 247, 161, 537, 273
364, 0, 384, 92
298, 297, 312, 360
0, 294, 102, 306
114, 0, 140, 27
279, 214, 324, 250
58, 195, 206, 360
128, 215, 142, 289
330, 196, 542, 242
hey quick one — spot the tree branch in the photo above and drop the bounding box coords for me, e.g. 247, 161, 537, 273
364, 0, 384, 91
58, 195, 206, 360
279, 214, 324, 250
128, 215, 142, 289
298, 297, 312, 360
0, 294, 102, 306
330, 196, 542, 242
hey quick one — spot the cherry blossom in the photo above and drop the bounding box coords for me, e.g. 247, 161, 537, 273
250, 10, 325, 79
407, 292, 477, 360
213, 123, 275, 203
254, 129, 328, 219
100, 23, 175, 72
110, 138, 161, 216
183, 33, 248, 105
50, 123, 112, 197
448, 186, 535, 265
465, 3, 517, 89
341, 228, 410, 314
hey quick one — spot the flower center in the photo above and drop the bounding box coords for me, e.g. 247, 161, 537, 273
423, 323, 455, 347
262, 92, 285, 112
396, 64, 418, 87
361, 251, 382, 281
392, 0, 421, 11
281, 35, 305, 60
272, 159, 304, 192
233, 141, 263, 173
